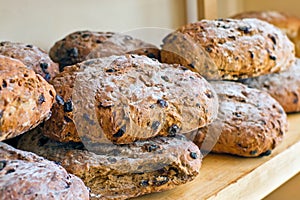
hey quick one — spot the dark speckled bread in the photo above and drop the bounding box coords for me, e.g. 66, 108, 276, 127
232, 11, 300, 57
17, 128, 202, 200
42, 54, 218, 144
239, 58, 300, 113
0, 142, 89, 200
49, 31, 160, 71
189, 81, 287, 157
0, 41, 59, 81
0, 55, 56, 141
161, 18, 295, 80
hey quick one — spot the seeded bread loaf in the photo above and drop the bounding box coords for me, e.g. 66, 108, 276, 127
232, 11, 300, 57
161, 18, 295, 80
49, 31, 160, 71
0, 55, 56, 141
43, 55, 218, 144
0, 41, 59, 81
17, 129, 202, 200
0, 142, 89, 200
239, 59, 300, 113
189, 81, 287, 157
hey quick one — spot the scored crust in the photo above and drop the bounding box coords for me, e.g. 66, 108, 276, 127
239, 59, 300, 113
161, 18, 295, 80
189, 81, 287, 157
17, 129, 202, 200
0, 55, 56, 141
0, 142, 89, 200
42, 54, 218, 144
49, 30, 160, 70
0, 41, 59, 81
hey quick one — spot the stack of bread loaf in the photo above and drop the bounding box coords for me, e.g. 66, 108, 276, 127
0, 50, 89, 199
0, 32, 215, 199
161, 17, 294, 157
231, 11, 300, 113
0, 11, 297, 199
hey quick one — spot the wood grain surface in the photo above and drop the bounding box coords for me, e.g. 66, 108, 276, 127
133, 113, 300, 200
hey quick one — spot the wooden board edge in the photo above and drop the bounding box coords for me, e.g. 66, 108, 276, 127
207, 140, 300, 200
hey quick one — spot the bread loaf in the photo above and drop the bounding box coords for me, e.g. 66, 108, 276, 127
239, 58, 300, 113
0, 142, 89, 200
0, 55, 56, 141
49, 31, 160, 71
0, 41, 59, 81
189, 81, 287, 157
17, 129, 202, 200
232, 11, 300, 57
43, 55, 218, 144
161, 18, 295, 80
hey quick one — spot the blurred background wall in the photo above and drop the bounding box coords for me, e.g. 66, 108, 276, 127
0, 0, 187, 50
1, 0, 299, 50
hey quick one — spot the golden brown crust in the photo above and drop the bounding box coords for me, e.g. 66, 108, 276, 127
161, 18, 295, 80
0, 55, 56, 141
189, 81, 287, 157
239, 59, 300, 113
232, 11, 300, 57
49, 30, 160, 70
43, 55, 218, 144
17, 129, 202, 200
0, 142, 89, 200
0, 41, 59, 81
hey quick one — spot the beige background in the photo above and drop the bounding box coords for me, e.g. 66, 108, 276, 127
0, 0, 299, 198
1, 0, 300, 50
0, 0, 187, 50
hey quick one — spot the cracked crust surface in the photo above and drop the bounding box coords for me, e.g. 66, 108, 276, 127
232, 10, 300, 57
0, 41, 59, 81
239, 59, 300, 113
43, 55, 218, 144
0, 55, 56, 141
189, 81, 287, 157
0, 142, 89, 200
17, 129, 202, 200
161, 18, 295, 80
49, 30, 160, 70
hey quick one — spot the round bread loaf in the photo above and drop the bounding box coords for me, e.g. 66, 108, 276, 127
189, 81, 287, 157
161, 18, 295, 80
42, 54, 218, 144
232, 11, 300, 57
239, 58, 300, 113
0, 142, 89, 200
0, 55, 56, 141
17, 129, 202, 200
0, 41, 59, 81
49, 30, 160, 71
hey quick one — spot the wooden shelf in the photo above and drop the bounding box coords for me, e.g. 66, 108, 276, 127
134, 113, 300, 200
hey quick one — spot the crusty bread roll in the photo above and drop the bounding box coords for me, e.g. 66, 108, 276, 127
42, 54, 218, 144
17, 128, 202, 200
0, 142, 89, 200
161, 18, 295, 80
239, 58, 300, 113
0, 41, 59, 81
49, 31, 160, 71
0, 55, 56, 141
189, 81, 287, 157
232, 11, 300, 57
